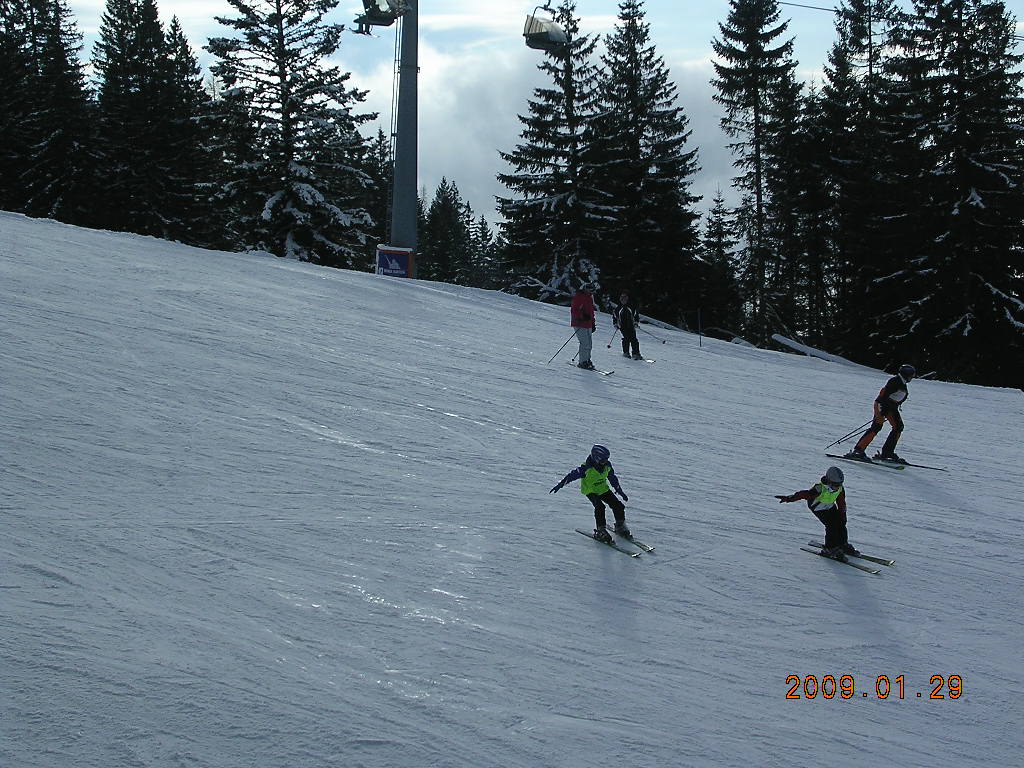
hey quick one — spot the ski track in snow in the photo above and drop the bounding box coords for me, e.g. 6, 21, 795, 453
2, 211, 1022, 768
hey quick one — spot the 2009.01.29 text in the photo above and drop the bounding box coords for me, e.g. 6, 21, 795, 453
786, 675, 963, 700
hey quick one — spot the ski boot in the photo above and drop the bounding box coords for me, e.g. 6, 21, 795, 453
875, 452, 908, 465
843, 448, 869, 461
842, 543, 861, 557
578, 360, 596, 370
821, 546, 848, 562
613, 522, 631, 538
593, 527, 613, 544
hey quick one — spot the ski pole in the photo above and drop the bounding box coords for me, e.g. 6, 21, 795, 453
639, 325, 667, 344
547, 333, 576, 363
824, 420, 872, 450
606, 329, 619, 349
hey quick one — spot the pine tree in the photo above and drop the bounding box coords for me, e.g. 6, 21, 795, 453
92, 0, 175, 235
160, 16, 215, 245
469, 215, 502, 289
783, 87, 837, 346
19, 0, 96, 224
360, 127, 393, 268
698, 190, 744, 337
711, 0, 798, 342
497, 0, 605, 301
207, 0, 374, 264
590, 0, 702, 323
759, 66, 807, 341
0, 0, 35, 212
205, 72, 262, 250
419, 178, 474, 284
817, 0, 901, 360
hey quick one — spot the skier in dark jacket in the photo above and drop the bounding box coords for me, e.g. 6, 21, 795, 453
613, 291, 642, 360
846, 364, 916, 463
776, 466, 859, 560
550, 444, 630, 542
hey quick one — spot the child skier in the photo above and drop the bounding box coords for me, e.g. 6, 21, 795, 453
775, 466, 859, 561
550, 444, 630, 542
613, 291, 642, 360
845, 364, 916, 463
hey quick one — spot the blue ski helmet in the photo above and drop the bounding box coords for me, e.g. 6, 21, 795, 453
899, 364, 916, 380
590, 444, 610, 463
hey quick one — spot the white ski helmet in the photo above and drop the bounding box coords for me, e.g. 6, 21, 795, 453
824, 466, 844, 485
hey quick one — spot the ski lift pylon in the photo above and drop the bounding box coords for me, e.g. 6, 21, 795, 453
523, 1, 567, 52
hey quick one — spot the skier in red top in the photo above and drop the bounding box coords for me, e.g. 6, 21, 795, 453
570, 283, 597, 370
846, 364, 916, 463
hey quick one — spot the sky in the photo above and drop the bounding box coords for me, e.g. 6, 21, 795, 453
65, 0, 1024, 223
3, 209, 1023, 767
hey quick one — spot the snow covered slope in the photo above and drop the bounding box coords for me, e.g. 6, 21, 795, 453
2, 211, 1021, 768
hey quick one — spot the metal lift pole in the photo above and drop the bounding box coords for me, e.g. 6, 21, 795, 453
389, 0, 418, 275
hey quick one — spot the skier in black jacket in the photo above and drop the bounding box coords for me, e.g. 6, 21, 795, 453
613, 291, 642, 360
846, 364, 916, 463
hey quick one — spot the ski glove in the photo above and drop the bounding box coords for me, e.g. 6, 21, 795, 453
775, 494, 794, 503
620, 493, 628, 502
550, 483, 563, 494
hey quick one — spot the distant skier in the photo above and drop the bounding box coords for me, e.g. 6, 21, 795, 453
845, 364, 916, 464
570, 282, 597, 370
550, 444, 630, 542
613, 291, 642, 360
775, 466, 859, 561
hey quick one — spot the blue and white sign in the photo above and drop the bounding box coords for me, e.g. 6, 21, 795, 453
375, 245, 415, 278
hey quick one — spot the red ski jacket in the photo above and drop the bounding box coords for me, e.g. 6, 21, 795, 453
571, 291, 596, 330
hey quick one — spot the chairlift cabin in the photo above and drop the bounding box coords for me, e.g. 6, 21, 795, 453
523, 2, 567, 52
354, 0, 406, 35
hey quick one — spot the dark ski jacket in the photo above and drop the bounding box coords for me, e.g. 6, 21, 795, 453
779, 485, 847, 518
553, 456, 626, 497
613, 302, 639, 333
874, 375, 910, 415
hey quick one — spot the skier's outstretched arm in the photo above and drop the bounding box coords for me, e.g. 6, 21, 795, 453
550, 465, 585, 493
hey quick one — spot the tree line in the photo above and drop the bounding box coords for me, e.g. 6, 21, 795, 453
1, 0, 1021, 386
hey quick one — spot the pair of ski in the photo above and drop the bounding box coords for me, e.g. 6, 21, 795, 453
825, 453, 948, 472
575, 527, 654, 557
800, 540, 895, 575
567, 361, 614, 375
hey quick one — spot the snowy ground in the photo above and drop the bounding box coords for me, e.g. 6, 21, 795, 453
2, 211, 1022, 768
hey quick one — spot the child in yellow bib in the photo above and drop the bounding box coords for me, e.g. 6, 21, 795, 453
551, 444, 630, 543
776, 466, 860, 561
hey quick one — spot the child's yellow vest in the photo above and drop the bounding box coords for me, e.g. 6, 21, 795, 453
580, 465, 611, 495
810, 482, 842, 511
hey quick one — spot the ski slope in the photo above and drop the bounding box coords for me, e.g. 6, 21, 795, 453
2, 211, 1021, 768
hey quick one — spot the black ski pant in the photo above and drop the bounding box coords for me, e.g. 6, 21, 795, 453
587, 491, 625, 529
812, 506, 849, 549
619, 322, 640, 358
620, 330, 641, 358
